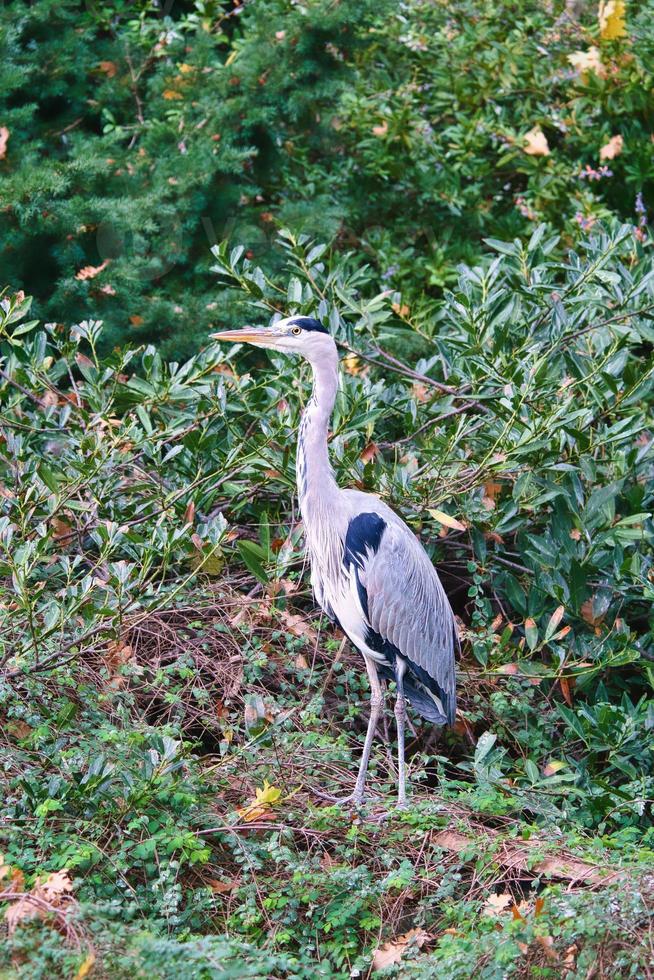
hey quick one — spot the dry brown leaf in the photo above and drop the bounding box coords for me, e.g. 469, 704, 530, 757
580, 598, 605, 627
536, 934, 558, 961
184, 501, 195, 525
279, 609, 318, 643
208, 879, 237, 894
483, 892, 513, 917
568, 47, 605, 79
38, 868, 73, 904
483, 480, 502, 502
523, 126, 550, 156
360, 442, 379, 464
5, 869, 73, 934
600, 134, 624, 160
75, 259, 110, 281
559, 675, 574, 706
163, 89, 183, 100
371, 928, 430, 971
50, 516, 73, 541
563, 943, 578, 968
98, 60, 117, 77
392, 302, 410, 317
0, 126, 9, 160
7, 719, 32, 741
411, 382, 430, 403
129, 314, 144, 326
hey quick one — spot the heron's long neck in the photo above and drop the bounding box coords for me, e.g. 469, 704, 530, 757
296, 353, 340, 514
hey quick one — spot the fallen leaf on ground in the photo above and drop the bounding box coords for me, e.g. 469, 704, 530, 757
74, 953, 96, 979
483, 892, 512, 917
236, 779, 282, 822
208, 879, 238, 894
372, 928, 430, 970
5, 868, 74, 934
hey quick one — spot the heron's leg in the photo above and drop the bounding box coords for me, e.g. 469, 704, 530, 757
394, 658, 407, 807
312, 656, 384, 806
350, 657, 384, 803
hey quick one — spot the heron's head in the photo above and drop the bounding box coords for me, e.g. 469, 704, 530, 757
211, 316, 335, 365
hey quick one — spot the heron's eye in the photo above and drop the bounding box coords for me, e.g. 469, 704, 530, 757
291, 326, 302, 336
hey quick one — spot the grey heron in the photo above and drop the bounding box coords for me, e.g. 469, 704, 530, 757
212, 316, 457, 806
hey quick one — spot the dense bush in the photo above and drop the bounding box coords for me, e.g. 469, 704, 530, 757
1, 223, 653, 974
2, 0, 653, 353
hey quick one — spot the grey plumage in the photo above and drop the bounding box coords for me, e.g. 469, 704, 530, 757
212, 315, 457, 806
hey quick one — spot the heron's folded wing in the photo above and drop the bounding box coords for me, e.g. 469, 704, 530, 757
359, 520, 457, 703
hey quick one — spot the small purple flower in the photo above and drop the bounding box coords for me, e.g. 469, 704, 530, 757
578, 164, 613, 181
635, 192, 648, 237
574, 211, 596, 231
382, 265, 399, 281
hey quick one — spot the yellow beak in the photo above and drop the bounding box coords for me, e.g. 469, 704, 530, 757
210, 327, 276, 347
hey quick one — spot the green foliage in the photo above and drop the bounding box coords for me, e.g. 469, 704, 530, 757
1, 223, 654, 974
2, 0, 654, 353
2, 0, 654, 973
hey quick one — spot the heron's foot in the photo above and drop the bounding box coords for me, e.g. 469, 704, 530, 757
311, 785, 366, 807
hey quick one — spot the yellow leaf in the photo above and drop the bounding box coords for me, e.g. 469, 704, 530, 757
599, 134, 624, 160
598, 0, 627, 40
75, 953, 96, 980
523, 127, 550, 157
236, 779, 282, 822
543, 760, 567, 777
162, 89, 183, 100
567, 46, 605, 80
0, 126, 9, 160
255, 779, 282, 806
342, 353, 364, 375
428, 509, 467, 532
